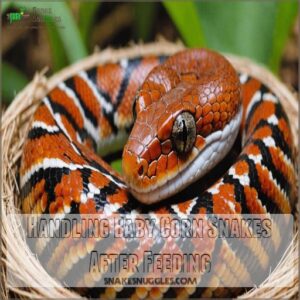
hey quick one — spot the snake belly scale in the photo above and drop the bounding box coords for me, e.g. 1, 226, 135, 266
20, 49, 297, 299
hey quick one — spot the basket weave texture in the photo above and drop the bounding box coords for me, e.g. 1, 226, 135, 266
1, 41, 298, 299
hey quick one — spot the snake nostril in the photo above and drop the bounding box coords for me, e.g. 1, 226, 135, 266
138, 165, 144, 176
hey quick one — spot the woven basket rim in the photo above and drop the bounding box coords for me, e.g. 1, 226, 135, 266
1, 40, 298, 300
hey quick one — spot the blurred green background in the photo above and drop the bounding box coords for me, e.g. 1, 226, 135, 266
2, 0, 298, 104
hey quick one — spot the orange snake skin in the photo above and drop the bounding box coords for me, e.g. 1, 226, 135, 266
20, 49, 297, 299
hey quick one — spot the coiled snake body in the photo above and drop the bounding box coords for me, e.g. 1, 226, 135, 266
20, 49, 297, 299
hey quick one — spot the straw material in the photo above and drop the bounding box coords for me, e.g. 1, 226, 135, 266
1, 40, 298, 299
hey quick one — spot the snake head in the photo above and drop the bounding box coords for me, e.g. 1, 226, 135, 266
122, 97, 198, 203
122, 49, 242, 205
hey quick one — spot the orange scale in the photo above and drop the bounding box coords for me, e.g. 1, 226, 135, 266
247, 102, 275, 134
63, 195, 72, 208
202, 103, 212, 116
73, 76, 101, 121
79, 198, 97, 214
252, 126, 272, 140
34, 105, 57, 126
177, 199, 194, 214
195, 135, 205, 150
244, 186, 265, 214
234, 160, 249, 176
148, 161, 157, 177
224, 93, 231, 103
243, 143, 261, 156
220, 111, 228, 122
182, 101, 196, 114
41, 193, 48, 213
227, 101, 233, 112
156, 155, 168, 176
107, 189, 128, 206
49, 202, 58, 215
278, 118, 293, 146
161, 139, 172, 155
70, 188, 81, 202
56, 196, 64, 207
196, 118, 203, 132
99, 116, 112, 139
51, 88, 84, 128
199, 207, 207, 214
140, 148, 151, 163
195, 105, 203, 119
60, 115, 77, 141
142, 175, 151, 188
212, 102, 220, 112
96, 63, 124, 104
219, 184, 236, 201
182, 94, 193, 103
157, 116, 173, 141
201, 124, 213, 137
255, 164, 290, 213
167, 151, 178, 172
213, 111, 220, 123
148, 138, 162, 161
34, 180, 45, 198
212, 184, 240, 214
89, 172, 110, 189
203, 112, 214, 125
150, 89, 161, 102
269, 147, 296, 191
220, 101, 227, 113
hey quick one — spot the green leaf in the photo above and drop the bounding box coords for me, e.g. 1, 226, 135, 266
196, 0, 297, 72
111, 159, 123, 173
164, 1, 297, 73
2, 62, 28, 103
133, 2, 157, 41
196, 1, 278, 66
163, 1, 206, 47
78, 1, 100, 46
7, 1, 87, 63
45, 23, 68, 71
269, 0, 298, 73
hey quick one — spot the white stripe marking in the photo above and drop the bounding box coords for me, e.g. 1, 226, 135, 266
58, 82, 99, 143
78, 71, 113, 114
32, 121, 59, 133
120, 58, 129, 69
262, 92, 278, 103
21, 158, 125, 189
245, 91, 261, 119
229, 167, 250, 186
267, 115, 278, 125
43, 97, 81, 155
239, 73, 248, 84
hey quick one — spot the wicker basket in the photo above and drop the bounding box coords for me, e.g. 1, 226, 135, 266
1, 40, 298, 299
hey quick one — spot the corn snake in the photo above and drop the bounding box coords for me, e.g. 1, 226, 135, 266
20, 48, 297, 298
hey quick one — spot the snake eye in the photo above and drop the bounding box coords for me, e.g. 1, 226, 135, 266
171, 112, 196, 154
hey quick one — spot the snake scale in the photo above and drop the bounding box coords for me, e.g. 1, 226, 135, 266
20, 49, 297, 299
